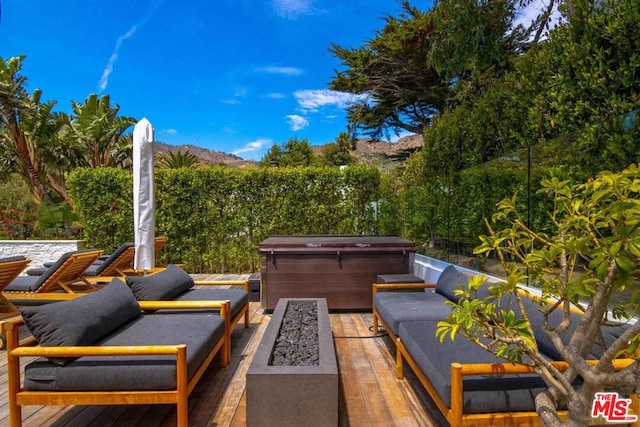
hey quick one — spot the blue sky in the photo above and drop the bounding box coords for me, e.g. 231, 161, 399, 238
0, 0, 425, 160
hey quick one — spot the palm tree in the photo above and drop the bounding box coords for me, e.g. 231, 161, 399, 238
68, 93, 136, 168
0, 55, 72, 205
157, 150, 200, 168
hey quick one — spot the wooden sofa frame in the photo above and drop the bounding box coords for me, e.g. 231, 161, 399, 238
3, 300, 231, 427
373, 282, 639, 426
194, 279, 251, 331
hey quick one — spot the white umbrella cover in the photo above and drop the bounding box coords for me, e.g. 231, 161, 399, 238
133, 117, 155, 272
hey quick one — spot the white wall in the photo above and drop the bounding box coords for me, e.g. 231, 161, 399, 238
0, 240, 85, 275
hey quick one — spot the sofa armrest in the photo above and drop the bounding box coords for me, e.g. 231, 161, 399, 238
194, 280, 250, 292
11, 343, 186, 358
373, 282, 436, 294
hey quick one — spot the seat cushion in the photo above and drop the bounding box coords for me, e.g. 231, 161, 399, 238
126, 264, 194, 301
23, 312, 225, 391
19, 279, 141, 366
0, 255, 27, 263
374, 291, 451, 336
172, 288, 248, 321
399, 320, 549, 413
434, 265, 470, 303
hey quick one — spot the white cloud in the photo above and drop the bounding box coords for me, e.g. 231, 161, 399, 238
265, 92, 286, 99
294, 89, 365, 113
272, 0, 315, 19
232, 138, 273, 158
513, 0, 561, 38
258, 66, 304, 76
159, 128, 177, 135
98, 0, 163, 92
286, 114, 309, 131
221, 99, 241, 105
234, 87, 248, 97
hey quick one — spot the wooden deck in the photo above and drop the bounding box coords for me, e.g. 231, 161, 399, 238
0, 275, 447, 427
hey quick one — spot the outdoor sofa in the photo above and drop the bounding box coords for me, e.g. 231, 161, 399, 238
372, 265, 634, 426
3, 278, 231, 427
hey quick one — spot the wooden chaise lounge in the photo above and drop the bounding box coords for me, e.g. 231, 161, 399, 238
2, 249, 103, 302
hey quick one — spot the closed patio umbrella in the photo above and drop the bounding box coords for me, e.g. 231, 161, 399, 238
133, 117, 155, 272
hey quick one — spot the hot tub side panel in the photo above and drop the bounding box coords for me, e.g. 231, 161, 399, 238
259, 236, 415, 310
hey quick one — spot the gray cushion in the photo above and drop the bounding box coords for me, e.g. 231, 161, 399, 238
23, 312, 225, 391
171, 288, 248, 320
19, 279, 141, 366
374, 291, 451, 336
519, 297, 630, 361
0, 255, 27, 263
434, 265, 470, 303
126, 264, 194, 301
398, 320, 550, 413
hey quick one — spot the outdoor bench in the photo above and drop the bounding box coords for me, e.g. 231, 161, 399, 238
373, 265, 634, 426
3, 279, 231, 427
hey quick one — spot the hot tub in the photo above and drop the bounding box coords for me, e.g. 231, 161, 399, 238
259, 235, 416, 310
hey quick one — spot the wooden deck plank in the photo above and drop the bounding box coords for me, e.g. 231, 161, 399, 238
0, 275, 443, 426
331, 314, 372, 425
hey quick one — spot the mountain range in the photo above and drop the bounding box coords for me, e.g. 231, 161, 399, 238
154, 134, 424, 171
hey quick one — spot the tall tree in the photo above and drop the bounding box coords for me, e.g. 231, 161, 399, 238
329, 0, 527, 139
0, 55, 71, 205
320, 132, 355, 166
260, 138, 318, 168
329, 2, 449, 138
68, 93, 136, 168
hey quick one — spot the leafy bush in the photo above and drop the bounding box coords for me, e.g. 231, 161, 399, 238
68, 165, 381, 273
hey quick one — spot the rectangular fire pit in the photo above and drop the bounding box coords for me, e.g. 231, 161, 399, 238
247, 298, 338, 427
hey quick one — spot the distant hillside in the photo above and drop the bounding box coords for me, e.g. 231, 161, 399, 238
154, 142, 257, 168
313, 134, 424, 172
155, 134, 423, 171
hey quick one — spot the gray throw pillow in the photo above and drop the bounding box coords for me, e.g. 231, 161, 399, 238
434, 265, 470, 303
126, 264, 194, 301
20, 279, 141, 366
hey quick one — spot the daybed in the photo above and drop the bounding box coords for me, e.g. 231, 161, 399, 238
3, 279, 230, 427
372, 265, 635, 426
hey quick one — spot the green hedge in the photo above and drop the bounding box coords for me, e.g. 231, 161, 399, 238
68, 166, 381, 273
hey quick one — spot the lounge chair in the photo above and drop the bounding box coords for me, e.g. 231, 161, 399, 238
95, 236, 168, 264
0, 256, 31, 322
27, 243, 135, 278
3, 249, 103, 303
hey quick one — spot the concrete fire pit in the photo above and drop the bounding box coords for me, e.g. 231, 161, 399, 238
247, 298, 338, 427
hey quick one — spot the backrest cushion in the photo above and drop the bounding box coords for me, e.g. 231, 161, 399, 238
519, 296, 627, 360
126, 264, 194, 301
20, 279, 141, 366
434, 265, 470, 303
